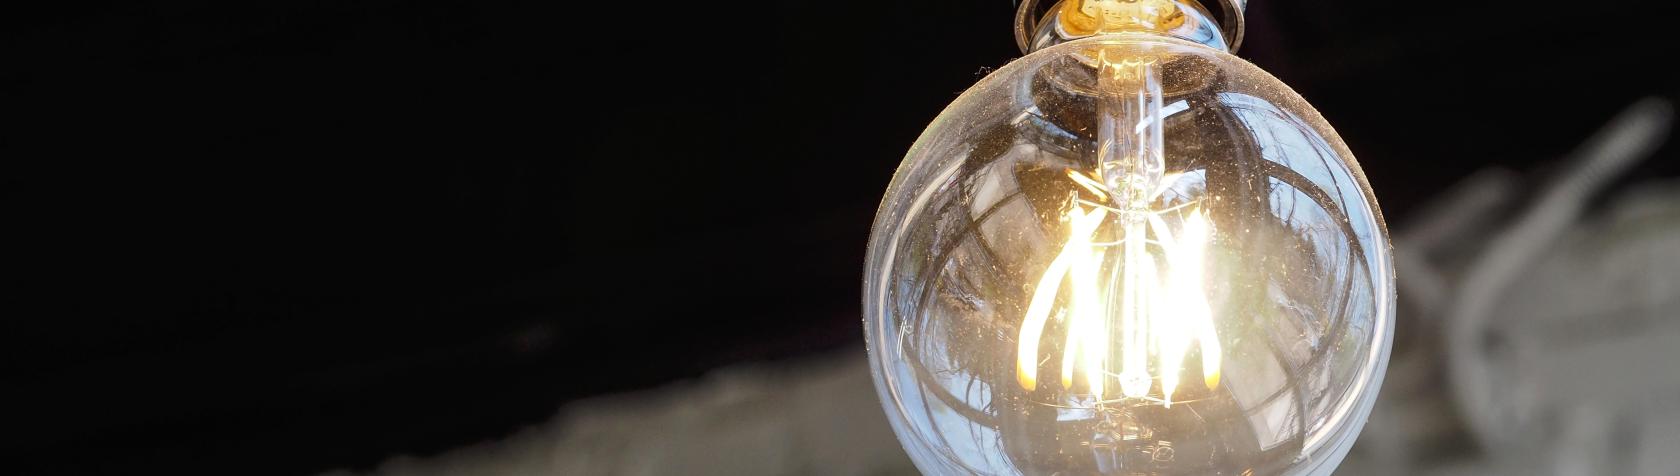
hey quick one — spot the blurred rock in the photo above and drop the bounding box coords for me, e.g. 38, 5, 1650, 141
1342, 98, 1680, 476
330, 351, 914, 476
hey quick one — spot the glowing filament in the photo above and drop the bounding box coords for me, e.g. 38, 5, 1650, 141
1015, 196, 1221, 408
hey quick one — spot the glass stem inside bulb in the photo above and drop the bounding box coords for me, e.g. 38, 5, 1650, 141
1099, 48, 1168, 403
1015, 47, 1221, 409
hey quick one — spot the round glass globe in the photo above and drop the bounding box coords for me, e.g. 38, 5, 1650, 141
863, 35, 1393, 475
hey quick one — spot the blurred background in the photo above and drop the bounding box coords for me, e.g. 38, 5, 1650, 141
5, 0, 1679, 474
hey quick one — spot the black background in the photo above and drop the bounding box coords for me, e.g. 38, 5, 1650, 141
5, 0, 1677, 473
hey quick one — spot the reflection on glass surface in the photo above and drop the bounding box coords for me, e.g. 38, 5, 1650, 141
864, 35, 1392, 475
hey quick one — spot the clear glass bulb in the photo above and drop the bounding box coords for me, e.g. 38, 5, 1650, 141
862, 1, 1394, 474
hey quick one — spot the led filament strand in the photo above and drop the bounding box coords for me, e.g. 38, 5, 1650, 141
1015, 48, 1221, 408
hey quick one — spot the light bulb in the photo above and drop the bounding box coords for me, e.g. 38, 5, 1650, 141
862, 1, 1395, 475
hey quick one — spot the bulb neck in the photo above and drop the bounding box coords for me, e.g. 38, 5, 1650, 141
1015, 0, 1244, 53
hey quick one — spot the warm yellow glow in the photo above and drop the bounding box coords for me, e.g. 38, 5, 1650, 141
1015, 205, 1107, 392
1058, 0, 1186, 36
1159, 208, 1218, 406
1015, 186, 1221, 408
1066, 169, 1110, 202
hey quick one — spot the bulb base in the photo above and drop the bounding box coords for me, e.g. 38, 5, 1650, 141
1015, 0, 1245, 53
